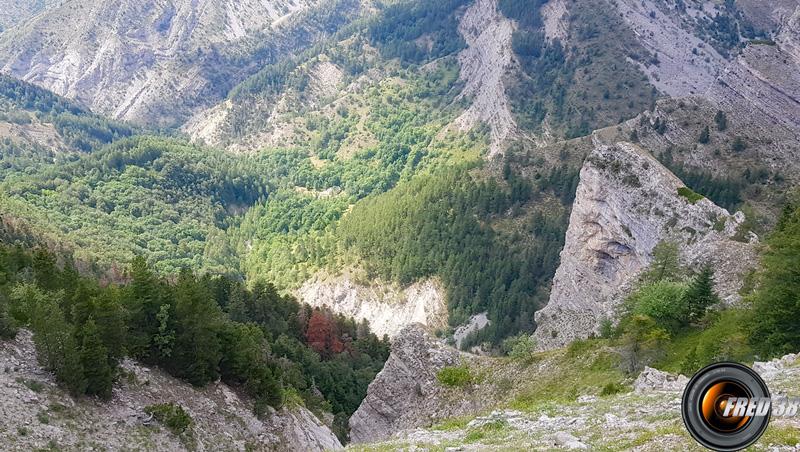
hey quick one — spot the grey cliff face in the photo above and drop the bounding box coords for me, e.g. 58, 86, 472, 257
348, 324, 463, 444
533, 143, 757, 350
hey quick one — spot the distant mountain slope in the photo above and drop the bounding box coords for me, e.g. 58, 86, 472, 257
0, 0, 362, 127
0, 74, 136, 179
0, 0, 55, 32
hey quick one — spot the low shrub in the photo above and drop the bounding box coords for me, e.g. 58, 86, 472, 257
436, 364, 473, 388
144, 403, 192, 435
677, 187, 704, 204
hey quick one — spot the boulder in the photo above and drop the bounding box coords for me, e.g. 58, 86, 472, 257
634, 366, 689, 393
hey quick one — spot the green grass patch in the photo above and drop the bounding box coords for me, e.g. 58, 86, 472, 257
756, 423, 800, 447
599, 381, 628, 396
431, 415, 472, 431
677, 187, 704, 204
17, 377, 44, 393
464, 420, 507, 443
436, 364, 473, 388
508, 339, 626, 411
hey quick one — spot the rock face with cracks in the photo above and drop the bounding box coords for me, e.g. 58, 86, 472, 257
533, 142, 757, 350
348, 324, 468, 444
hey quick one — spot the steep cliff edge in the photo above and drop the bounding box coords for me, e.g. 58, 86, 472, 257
533, 143, 757, 350
0, 330, 342, 451
349, 324, 482, 444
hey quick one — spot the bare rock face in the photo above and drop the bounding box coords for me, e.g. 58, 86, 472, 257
452, 0, 518, 158
533, 143, 757, 350
706, 5, 800, 138
634, 367, 689, 393
348, 324, 464, 444
615, 0, 727, 97
0, 0, 343, 127
0, 330, 342, 451
270, 405, 343, 452
298, 274, 448, 339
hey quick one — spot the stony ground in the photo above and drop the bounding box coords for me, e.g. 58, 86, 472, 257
0, 330, 341, 451
349, 355, 800, 451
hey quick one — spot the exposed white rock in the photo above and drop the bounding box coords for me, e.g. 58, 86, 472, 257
550, 431, 589, 450
308, 59, 345, 104
298, 274, 448, 339
753, 353, 800, 379
534, 142, 758, 350
452, 312, 490, 349
634, 366, 689, 393
272, 404, 343, 452
0, 330, 342, 451
453, 0, 518, 158
541, 0, 569, 42
706, 5, 800, 138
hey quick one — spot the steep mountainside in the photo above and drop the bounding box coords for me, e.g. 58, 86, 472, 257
0, 0, 361, 127
0, 330, 342, 452
533, 142, 757, 350
0, 0, 798, 352
0, 0, 55, 32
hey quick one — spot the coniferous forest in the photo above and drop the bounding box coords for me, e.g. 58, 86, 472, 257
0, 246, 389, 440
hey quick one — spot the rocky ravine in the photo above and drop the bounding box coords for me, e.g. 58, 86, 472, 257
533, 142, 757, 351
452, 0, 518, 158
0, 330, 342, 451
298, 274, 448, 339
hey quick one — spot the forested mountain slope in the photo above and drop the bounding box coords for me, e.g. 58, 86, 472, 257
0, 0, 798, 351
0, 0, 362, 127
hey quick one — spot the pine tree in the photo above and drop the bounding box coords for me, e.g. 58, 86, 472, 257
683, 266, 720, 323
80, 318, 114, 399
750, 203, 800, 357
125, 256, 162, 359
172, 269, 222, 386
641, 241, 683, 283
714, 110, 728, 131
60, 333, 87, 397
698, 125, 710, 144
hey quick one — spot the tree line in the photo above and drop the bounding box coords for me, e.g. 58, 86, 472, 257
0, 246, 389, 441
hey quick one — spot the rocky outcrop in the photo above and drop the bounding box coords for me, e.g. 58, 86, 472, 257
348, 324, 465, 444
0, 0, 54, 31
533, 142, 757, 350
348, 352, 800, 450
270, 406, 343, 452
0, 330, 342, 451
633, 367, 689, 393
0, 0, 353, 127
753, 353, 800, 380
452, 312, 490, 349
541, 0, 568, 42
453, 0, 518, 158
298, 274, 448, 339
